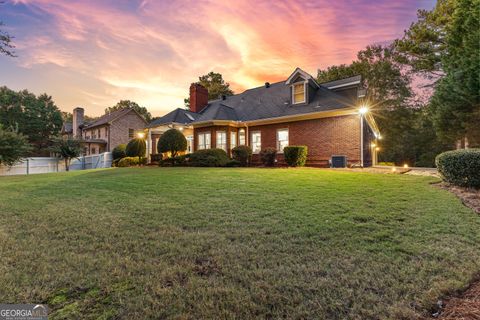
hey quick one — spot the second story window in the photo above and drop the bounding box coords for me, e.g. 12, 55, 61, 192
292, 83, 306, 104
97, 129, 101, 138
105, 127, 108, 137
128, 129, 134, 139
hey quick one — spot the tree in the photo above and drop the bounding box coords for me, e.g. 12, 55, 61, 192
0, 87, 63, 155
0, 1, 15, 57
157, 129, 187, 162
125, 138, 146, 157
0, 125, 32, 166
184, 71, 234, 108
112, 144, 127, 160
105, 100, 152, 122
49, 137, 83, 171
395, 0, 480, 147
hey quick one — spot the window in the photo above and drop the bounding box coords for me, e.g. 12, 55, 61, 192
216, 131, 227, 151
186, 135, 193, 153
97, 129, 101, 138
277, 129, 289, 152
251, 131, 261, 153
105, 127, 108, 137
293, 83, 306, 104
230, 132, 237, 150
128, 129, 134, 139
239, 129, 246, 145
197, 132, 211, 150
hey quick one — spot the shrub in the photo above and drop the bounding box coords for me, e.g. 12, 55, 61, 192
126, 138, 146, 157
232, 145, 252, 166
157, 129, 187, 162
284, 146, 308, 167
150, 153, 163, 163
112, 144, 127, 160
378, 162, 395, 166
189, 149, 229, 167
435, 149, 480, 188
160, 154, 189, 167
226, 159, 241, 167
260, 147, 277, 166
117, 156, 140, 167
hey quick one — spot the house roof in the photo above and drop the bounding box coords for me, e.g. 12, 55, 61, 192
148, 108, 199, 127
146, 68, 364, 128
82, 108, 147, 129
61, 122, 73, 134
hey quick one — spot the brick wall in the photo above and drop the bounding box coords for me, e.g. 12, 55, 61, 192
193, 114, 366, 167
108, 110, 147, 151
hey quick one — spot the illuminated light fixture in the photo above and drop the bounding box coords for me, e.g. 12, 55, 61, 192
359, 106, 368, 114
377, 134, 382, 140
178, 126, 184, 131
371, 143, 376, 148
137, 132, 145, 139
391, 167, 397, 172
403, 164, 409, 168
375, 147, 380, 151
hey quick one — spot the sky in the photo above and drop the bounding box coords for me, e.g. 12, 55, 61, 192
0, 0, 436, 117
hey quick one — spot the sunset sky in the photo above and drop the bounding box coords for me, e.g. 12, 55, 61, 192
0, 0, 435, 117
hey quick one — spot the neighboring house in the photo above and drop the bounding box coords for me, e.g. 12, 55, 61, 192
146, 67, 380, 167
62, 107, 148, 155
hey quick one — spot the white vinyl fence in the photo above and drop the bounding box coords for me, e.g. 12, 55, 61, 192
0, 152, 112, 176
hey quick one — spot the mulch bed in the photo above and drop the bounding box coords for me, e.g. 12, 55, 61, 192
430, 183, 480, 319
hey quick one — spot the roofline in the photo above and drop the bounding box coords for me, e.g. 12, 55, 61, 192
324, 80, 361, 89
84, 108, 148, 129
148, 121, 193, 129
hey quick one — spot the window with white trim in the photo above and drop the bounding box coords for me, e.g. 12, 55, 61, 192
197, 132, 211, 150
239, 129, 246, 145
230, 132, 237, 150
251, 131, 261, 153
186, 135, 193, 153
292, 83, 306, 104
277, 128, 289, 152
216, 131, 227, 151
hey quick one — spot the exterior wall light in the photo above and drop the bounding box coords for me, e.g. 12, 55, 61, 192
403, 164, 409, 168
359, 106, 368, 114
137, 132, 145, 139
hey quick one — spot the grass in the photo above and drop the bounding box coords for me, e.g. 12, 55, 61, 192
0, 167, 479, 319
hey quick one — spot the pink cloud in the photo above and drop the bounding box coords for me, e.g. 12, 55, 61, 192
1, 0, 434, 116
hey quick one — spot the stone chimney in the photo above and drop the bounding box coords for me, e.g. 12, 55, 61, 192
72, 107, 84, 138
189, 83, 208, 113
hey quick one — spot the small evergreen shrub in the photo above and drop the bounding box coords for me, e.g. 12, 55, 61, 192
161, 154, 189, 166
112, 144, 127, 160
260, 147, 277, 166
117, 156, 140, 167
189, 149, 229, 167
232, 145, 252, 167
284, 146, 308, 167
150, 153, 163, 163
435, 149, 480, 188
157, 129, 187, 161
126, 138, 146, 157
225, 159, 241, 167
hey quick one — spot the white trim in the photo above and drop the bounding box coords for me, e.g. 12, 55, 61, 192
276, 128, 289, 153
324, 80, 361, 90
292, 82, 306, 104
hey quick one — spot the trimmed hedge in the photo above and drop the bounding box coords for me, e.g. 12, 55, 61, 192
260, 147, 277, 167
112, 144, 127, 160
232, 145, 252, 167
160, 154, 189, 167
284, 146, 308, 167
117, 156, 146, 167
189, 149, 229, 167
157, 129, 187, 158
126, 138, 146, 157
435, 148, 480, 188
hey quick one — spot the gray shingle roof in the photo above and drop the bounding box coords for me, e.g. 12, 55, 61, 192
319, 75, 361, 89
148, 108, 199, 127
193, 78, 358, 123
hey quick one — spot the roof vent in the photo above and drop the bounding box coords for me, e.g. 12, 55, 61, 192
265, 82, 270, 88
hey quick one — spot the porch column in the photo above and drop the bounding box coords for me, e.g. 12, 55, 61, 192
147, 128, 152, 163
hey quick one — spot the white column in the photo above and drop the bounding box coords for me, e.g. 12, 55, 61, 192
147, 129, 152, 163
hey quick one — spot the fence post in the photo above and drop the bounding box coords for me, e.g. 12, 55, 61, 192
26, 159, 29, 175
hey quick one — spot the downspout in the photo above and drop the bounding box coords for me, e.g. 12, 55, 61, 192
360, 114, 364, 167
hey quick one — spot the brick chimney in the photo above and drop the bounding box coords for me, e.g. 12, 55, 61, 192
189, 83, 208, 113
72, 107, 84, 138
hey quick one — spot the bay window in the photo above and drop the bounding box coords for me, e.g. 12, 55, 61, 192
230, 132, 237, 150
239, 129, 246, 145
216, 131, 227, 151
197, 132, 211, 150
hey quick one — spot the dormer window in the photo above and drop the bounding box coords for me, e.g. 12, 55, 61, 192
292, 83, 306, 104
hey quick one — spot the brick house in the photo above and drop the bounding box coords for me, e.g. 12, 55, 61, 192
62, 107, 147, 155
147, 68, 380, 167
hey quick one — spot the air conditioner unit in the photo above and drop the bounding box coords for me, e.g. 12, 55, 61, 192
331, 155, 347, 168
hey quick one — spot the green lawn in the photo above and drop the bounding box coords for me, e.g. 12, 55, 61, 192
0, 168, 479, 319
